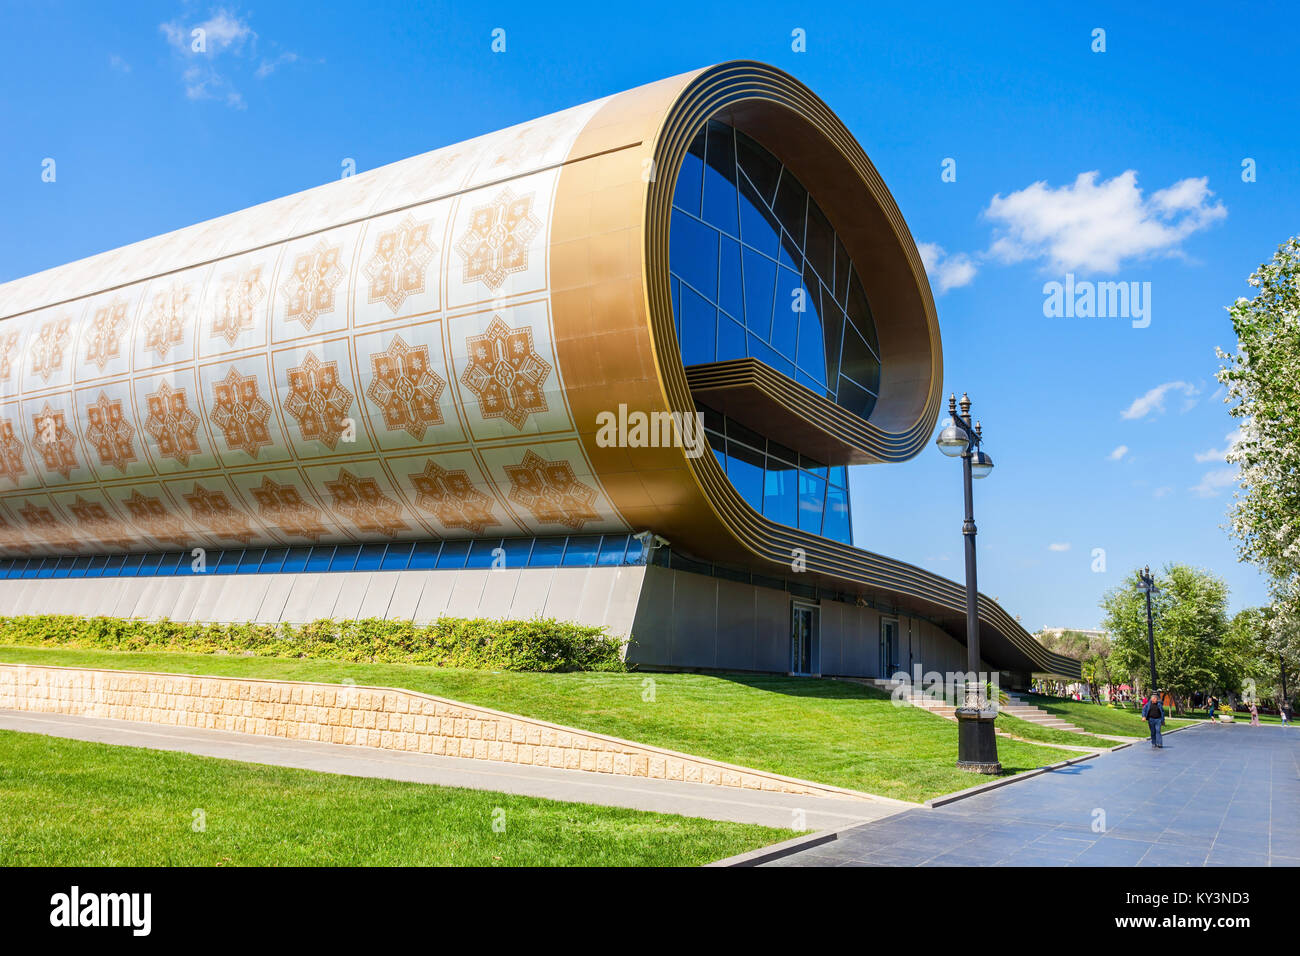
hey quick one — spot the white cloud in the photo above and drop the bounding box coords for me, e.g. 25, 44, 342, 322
1190, 467, 1237, 498
1108, 444, 1128, 461
1194, 428, 1244, 463
108, 54, 131, 73
1048, 543, 1071, 552
984, 170, 1226, 273
1154, 486, 1173, 498
159, 8, 299, 108
1120, 381, 1199, 420
917, 242, 978, 294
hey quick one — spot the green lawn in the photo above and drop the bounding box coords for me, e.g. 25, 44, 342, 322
0, 645, 1071, 802
1018, 693, 1195, 736
0, 730, 786, 866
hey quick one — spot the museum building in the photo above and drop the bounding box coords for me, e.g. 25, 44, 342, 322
0, 61, 1079, 685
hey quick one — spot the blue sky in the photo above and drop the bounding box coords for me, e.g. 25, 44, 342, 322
2, 1, 1295, 630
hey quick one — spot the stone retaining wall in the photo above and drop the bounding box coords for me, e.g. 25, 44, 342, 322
0, 663, 872, 801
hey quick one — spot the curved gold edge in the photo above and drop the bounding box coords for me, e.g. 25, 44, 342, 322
548, 62, 1074, 679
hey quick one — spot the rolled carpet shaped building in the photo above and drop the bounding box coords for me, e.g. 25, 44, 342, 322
0, 61, 1078, 683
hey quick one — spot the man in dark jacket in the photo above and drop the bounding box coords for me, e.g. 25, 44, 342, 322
1142, 693, 1164, 748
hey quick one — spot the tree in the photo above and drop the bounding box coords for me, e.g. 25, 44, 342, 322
1217, 236, 1300, 579
1101, 564, 1232, 712
1216, 236, 1300, 712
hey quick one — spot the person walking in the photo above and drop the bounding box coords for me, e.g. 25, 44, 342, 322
1142, 692, 1165, 748
1207, 695, 1218, 725
1282, 700, 1292, 726
1249, 700, 1260, 726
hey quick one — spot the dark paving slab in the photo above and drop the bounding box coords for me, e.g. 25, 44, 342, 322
768, 723, 1300, 867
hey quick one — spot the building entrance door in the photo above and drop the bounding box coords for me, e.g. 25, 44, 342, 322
880, 618, 898, 678
790, 603, 818, 675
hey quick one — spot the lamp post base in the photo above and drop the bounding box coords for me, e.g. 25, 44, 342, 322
955, 707, 1002, 774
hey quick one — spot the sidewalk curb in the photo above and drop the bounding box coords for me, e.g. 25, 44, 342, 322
923, 722, 1201, 808
706, 828, 839, 867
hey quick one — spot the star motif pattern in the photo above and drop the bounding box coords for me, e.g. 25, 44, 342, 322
30, 317, 71, 383
0, 420, 26, 487
84, 392, 137, 474
282, 239, 345, 330
325, 468, 407, 537
454, 187, 540, 291
122, 489, 189, 544
84, 298, 130, 372
409, 459, 497, 535
142, 281, 192, 360
284, 352, 354, 450
144, 381, 202, 466
363, 214, 437, 314
183, 483, 253, 543
459, 315, 551, 430
249, 476, 328, 541
503, 449, 599, 530
0, 330, 20, 384
366, 335, 445, 439
68, 496, 133, 550
212, 264, 266, 346
210, 367, 273, 458
31, 403, 78, 479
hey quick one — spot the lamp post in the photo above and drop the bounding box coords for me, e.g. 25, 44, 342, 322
1136, 566, 1160, 694
935, 392, 1000, 774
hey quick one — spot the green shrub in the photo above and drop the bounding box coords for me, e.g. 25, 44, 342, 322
0, 615, 628, 673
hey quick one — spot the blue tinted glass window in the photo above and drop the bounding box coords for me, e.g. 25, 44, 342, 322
137, 553, 163, 575
672, 131, 705, 217
679, 286, 717, 366
120, 553, 145, 577
238, 549, 267, 573
702, 122, 740, 236
408, 541, 441, 569
465, 539, 502, 569
153, 553, 182, 576
725, 443, 765, 512
305, 547, 334, 572
798, 473, 827, 534
499, 537, 533, 569
437, 540, 469, 569
763, 467, 798, 528
670, 210, 718, 301
528, 537, 565, 566
824, 486, 851, 544
562, 535, 601, 567
52, 556, 76, 578
34, 558, 55, 579
281, 548, 311, 573
214, 550, 239, 574
355, 544, 386, 571
623, 536, 645, 565
103, 555, 126, 576
259, 549, 287, 573
671, 120, 880, 422
380, 542, 413, 570
331, 545, 361, 572
596, 535, 629, 566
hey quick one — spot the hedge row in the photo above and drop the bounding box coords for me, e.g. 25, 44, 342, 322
0, 615, 628, 673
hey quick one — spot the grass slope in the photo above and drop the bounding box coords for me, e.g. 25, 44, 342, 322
0, 730, 785, 866
993, 711, 1113, 749
0, 645, 1070, 802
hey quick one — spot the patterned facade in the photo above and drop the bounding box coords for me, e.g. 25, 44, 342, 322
0, 98, 626, 556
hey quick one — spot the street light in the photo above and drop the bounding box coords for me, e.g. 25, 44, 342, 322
935, 392, 1001, 774
1136, 566, 1161, 694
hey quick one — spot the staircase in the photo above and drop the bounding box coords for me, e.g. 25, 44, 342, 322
850, 680, 1085, 733
999, 692, 1085, 733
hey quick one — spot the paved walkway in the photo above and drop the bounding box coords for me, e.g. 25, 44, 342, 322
0, 709, 912, 832
767, 723, 1300, 866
